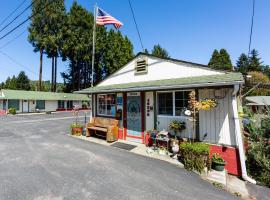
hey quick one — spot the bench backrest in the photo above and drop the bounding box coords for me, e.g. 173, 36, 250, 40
91, 117, 118, 127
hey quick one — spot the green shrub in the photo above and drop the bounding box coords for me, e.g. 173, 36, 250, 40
8, 107, 16, 115
245, 111, 270, 187
179, 142, 210, 173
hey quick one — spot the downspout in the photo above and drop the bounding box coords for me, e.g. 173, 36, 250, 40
232, 84, 256, 184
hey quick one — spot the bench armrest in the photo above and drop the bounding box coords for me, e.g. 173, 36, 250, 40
86, 122, 95, 127
107, 125, 118, 142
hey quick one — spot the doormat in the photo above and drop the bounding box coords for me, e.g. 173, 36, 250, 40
111, 142, 137, 151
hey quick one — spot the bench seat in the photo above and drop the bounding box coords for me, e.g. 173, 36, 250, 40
86, 117, 119, 142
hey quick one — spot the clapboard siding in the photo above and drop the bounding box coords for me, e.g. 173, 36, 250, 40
199, 88, 236, 146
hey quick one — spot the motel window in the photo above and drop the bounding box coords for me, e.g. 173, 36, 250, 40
67, 101, 73, 109
36, 100, 45, 110
58, 100, 65, 109
8, 99, 20, 110
157, 91, 191, 116
158, 92, 173, 115
175, 91, 189, 116
97, 94, 116, 116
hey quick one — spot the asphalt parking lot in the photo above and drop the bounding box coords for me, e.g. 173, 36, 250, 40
0, 112, 239, 200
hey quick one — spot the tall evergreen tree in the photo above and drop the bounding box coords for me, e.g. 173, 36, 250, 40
43, 0, 66, 92
236, 53, 249, 73
208, 49, 232, 70
61, 2, 134, 92
208, 49, 220, 69
16, 71, 31, 90
151, 44, 170, 58
219, 49, 232, 70
28, 0, 47, 91
248, 49, 262, 71
29, 0, 66, 92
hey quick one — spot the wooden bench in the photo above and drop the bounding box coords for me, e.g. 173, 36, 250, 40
86, 117, 119, 142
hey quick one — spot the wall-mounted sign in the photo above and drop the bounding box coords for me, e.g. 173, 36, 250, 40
117, 97, 123, 105
127, 92, 140, 96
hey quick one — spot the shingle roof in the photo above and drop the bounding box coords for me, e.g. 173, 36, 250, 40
245, 96, 270, 106
0, 89, 90, 101
76, 72, 244, 94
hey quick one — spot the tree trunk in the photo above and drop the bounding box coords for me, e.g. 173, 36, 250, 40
38, 49, 43, 91
54, 56, 57, 92
51, 57, 55, 92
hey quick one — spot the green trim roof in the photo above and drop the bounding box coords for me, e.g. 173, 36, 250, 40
0, 89, 90, 101
76, 72, 244, 94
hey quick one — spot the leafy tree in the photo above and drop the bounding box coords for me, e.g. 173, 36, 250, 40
151, 44, 170, 58
208, 49, 232, 70
16, 71, 31, 90
244, 71, 270, 96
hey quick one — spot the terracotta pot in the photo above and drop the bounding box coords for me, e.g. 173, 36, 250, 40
71, 127, 83, 136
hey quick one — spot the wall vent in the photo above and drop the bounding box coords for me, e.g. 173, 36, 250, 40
135, 58, 148, 75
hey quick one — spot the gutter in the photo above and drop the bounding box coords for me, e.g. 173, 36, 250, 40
232, 84, 256, 184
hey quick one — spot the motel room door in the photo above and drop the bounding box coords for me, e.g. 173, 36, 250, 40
22, 100, 28, 112
126, 92, 143, 143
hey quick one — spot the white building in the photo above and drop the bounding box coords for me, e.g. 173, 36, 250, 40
0, 89, 90, 113
76, 52, 247, 177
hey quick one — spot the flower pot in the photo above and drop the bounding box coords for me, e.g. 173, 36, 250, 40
211, 161, 226, 171
71, 127, 83, 136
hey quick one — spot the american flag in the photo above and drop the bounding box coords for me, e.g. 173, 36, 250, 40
96, 7, 123, 29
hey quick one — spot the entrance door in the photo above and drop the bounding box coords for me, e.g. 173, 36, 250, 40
3, 100, 6, 110
23, 100, 28, 112
126, 92, 142, 143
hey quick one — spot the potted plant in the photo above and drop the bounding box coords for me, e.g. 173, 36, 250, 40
70, 123, 84, 136
168, 120, 186, 139
211, 153, 226, 171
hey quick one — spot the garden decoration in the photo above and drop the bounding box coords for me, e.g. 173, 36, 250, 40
168, 120, 186, 158
211, 153, 226, 171
71, 105, 84, 136
188, 91, 218, 141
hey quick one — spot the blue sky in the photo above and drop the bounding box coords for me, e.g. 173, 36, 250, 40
0, 0, 269, 83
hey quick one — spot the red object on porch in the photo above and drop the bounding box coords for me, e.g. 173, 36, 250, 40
210, 144, 241, 176
118, 128, 124, 140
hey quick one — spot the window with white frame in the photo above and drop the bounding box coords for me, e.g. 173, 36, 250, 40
157, 90, 191, 116
97, 94, 116, 116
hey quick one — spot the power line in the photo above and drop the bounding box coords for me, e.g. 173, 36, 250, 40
0, 30, 26, 49
0, 0, 27, 28
0, 0, 36, 35
0, 0, 53, 41
0, 50, 50, 80
248, 0, 255, 56
128, 0, 144, 52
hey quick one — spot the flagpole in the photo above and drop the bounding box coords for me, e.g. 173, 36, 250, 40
91, 3, 97, 87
